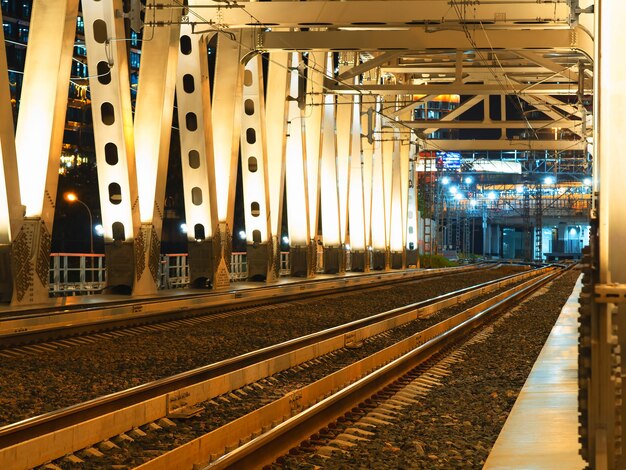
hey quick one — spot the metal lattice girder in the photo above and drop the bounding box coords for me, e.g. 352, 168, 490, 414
0, 21, 22, 244
403, 120, 582, 130
421, 139, 585, 151
260, 28, 593, 60
83, 0, 140, 245
180, 1, 572, 29
13, 0, 79, 304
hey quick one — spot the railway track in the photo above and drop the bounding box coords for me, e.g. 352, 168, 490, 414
0, 265, 556, 469
0, 264, 494, 349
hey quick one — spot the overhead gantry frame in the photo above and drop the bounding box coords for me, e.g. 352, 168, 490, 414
0, 1, 592, 292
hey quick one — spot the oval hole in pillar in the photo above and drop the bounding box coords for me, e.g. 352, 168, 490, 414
252, 229, 262, 244
101, 102, 115, 125
246, 128, 256, 144
244, 98, 255, 116
194, 224, 205, 240
191, 187, 203, 205
244, 69, 253, 87
188, 149, 200, 169
186, 112, 198, 131
93, 20, 108, 44
105, 142, 118, 165
108, 182, 122, 205
97, 61, 111, 85
112, 222, 126, 241
251, 201, 260, 217
247, 156, 258, 173
183, 74, 195, 93
180, 35, 192, 55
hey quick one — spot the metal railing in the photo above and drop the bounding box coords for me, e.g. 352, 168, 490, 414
49, 249, 358, 296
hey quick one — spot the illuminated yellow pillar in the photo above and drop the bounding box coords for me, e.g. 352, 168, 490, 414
83, 0, 140, 293
285, 52, 313, 277
320, 55, 341, 273
133, 0, 181, 295
211, 32, 244, 287
0, 24, 23, 301
176, 26, 218, 287
389, 132, 405, 268
370, 99, 388, 270
13, 0, 78, 304
265, 52, 289, 279
361, 95, 376, 271
335, 53, 354, 273
304, 51, 325, 273
240, 55, 273, 281
348, 95, 367, 271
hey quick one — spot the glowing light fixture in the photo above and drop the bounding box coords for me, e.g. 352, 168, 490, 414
544, 176, 555, 185
441, 176, 450, 185
583, 177, 592, 186
95, 224, 104, 236
180, 223, 188, 234
487, 191, 497, 201
454, 193, 463, 201
516, 186, 524, 194
449, 186, 458, 195
282, 235, 289, 244
569, 227, 578, 237
470, 199, 478, 207
464, 176, 473, 185
64, 192, 94, 254
239, 230, 246, 240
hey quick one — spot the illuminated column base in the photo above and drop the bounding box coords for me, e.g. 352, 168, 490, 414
133, 224, 161, 296
188, 240, 215, 288
213, 222, 232, 289
371, 250, 388, 271
10, 219, 52, 305
406, 249, 418, 268
104, 241, 135, 294
350, 251, 368, 273
390, 251, 405, 270
0, 244, 12, 302
267, 235, 281, 282
246, 242, 274, 282
290, 244, 315, 278
323, 246, 342, 274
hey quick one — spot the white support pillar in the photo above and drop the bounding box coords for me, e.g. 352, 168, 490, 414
133, 0, 180, 295
594, 2, 626, 467
370, 99, 388, 269
176, 26, 218, 288
335, 53, 355, 272
361, 95, 375, 271
348, 95, 367, 272
13, 0, 78, 304
320, 55, 341, 273
381, 125, 394, 270
406, 138, 419, 267
240, 55, 273, 281
211, 32, 244, 287
285, 53, 313, 277
265, 52, 289, 279
0, 23, 23, 301
389, 132, 404, 268
83, 0, 140, 293
304, 52, 325, 253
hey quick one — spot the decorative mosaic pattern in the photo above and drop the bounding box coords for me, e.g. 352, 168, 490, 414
12, 227, 32, 302
135, 228, 146, 281
35, 222, 51, 287
148, 226, 160, 283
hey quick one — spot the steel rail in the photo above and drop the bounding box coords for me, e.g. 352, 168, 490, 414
205, 268, 564, 469
0, 266, 554, 467
0, 264, 490, 347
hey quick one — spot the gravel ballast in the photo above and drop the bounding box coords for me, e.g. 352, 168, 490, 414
0, 266, 527, 426
276, 269, 580, 469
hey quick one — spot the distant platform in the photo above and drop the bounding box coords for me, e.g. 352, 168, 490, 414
484, 275, 585, 469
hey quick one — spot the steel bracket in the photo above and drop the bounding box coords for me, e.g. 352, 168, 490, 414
595, 283, 626, 303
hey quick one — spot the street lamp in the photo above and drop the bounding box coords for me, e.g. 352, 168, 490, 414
65, 192, 94, 256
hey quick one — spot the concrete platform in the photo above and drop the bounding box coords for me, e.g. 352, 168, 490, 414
484, 275, 585, 469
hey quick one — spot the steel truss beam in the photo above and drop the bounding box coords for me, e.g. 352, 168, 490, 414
259, 28, 593, 60
421, 140, 585, 151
